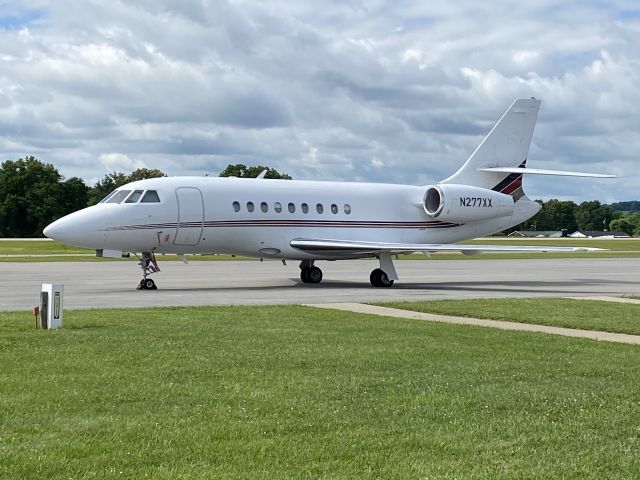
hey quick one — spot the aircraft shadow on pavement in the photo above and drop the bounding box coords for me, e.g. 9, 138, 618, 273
104, 277, 636, 296
291, 278, 637, 296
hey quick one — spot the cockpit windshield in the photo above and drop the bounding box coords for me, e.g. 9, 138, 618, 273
99, 189, 161, 204
105, 190, 132, 204
125, 190, 144, 203
99, 190, 118, 203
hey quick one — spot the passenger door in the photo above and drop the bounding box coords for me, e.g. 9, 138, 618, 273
174, 187, 204, 246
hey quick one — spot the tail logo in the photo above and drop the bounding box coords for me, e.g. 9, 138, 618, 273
492, 159, 526, 199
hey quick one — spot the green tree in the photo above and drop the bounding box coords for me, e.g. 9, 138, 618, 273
575, 201, 620, 231
610, 201, 640, 213
128, 168, 167, 182
219, 163, 292, 179
0, 156, 89, 237
609, 213, 640, 236
59, 176, 89, 216
534, 199, 578, 231
88, 172, 129, 205
609, 217, 635, 236
88, 168, 166, 205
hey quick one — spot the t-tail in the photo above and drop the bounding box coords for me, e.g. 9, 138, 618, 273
422, 98, 615, 226
441, 97, 541, 200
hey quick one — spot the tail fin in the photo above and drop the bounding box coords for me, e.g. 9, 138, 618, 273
440, 97, 541, 199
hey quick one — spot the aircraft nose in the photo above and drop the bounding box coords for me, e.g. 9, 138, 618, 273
43, 207, 109, 248
43, 219, 64, 240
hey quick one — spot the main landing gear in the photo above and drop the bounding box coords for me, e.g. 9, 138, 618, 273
136, 252, 160, 290
300, 260, 323, 284
369, 252, 398, 288
299, 253, 399, 287
370, 268, 394, 287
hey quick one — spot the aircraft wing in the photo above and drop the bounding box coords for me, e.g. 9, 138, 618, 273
290, 238, 605, 255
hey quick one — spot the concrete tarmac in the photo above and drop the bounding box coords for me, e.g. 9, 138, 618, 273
1, 257, 638, 311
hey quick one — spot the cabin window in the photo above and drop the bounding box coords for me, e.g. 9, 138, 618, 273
288, 202, 295, 213
316, 203, 323, 214
125, 190, 144, 203
232, 201, 240, 212
331, 203, 338, 214
301, 203, 309, 214
106, 190, 132, 204
260, 202, 268, 213
140, 190, 161, 203
247, 201, 255, 212
344, 204, 352, 214
274, 202, 282, 213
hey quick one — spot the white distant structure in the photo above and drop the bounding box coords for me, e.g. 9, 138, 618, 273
570, 231, 630, 238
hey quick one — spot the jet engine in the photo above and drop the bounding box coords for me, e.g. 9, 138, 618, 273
423, 184, 515, 222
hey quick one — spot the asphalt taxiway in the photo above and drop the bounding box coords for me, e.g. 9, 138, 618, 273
0, 257, 638, 311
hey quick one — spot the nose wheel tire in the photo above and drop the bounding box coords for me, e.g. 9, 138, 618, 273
138, 278, 157, 290
370, 268, 394, 288
301, 266, 323, 284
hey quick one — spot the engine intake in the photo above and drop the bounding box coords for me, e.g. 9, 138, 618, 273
424, 184, 515, 223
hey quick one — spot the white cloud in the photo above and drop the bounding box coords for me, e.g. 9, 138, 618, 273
99, 153, 145, 171
0, 0, 639, 201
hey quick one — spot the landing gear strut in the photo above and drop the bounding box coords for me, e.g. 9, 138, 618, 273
136, 252, 160, 290
300, 260, 322, 284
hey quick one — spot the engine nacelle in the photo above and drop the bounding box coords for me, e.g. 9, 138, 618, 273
423, 184, 515, 223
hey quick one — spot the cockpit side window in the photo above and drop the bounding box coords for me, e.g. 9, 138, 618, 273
105, 190, 132, 204
125, 190, 144, 203
140, 190, 161, 203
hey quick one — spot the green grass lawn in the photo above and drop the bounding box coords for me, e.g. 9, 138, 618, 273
378, 298, 640, 336
1, 238, 639, 262
1, 305, 639, 479
0, 239, 93, 255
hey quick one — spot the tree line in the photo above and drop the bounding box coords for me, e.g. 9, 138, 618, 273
0, 156, 636, 237
509, 199, 640, 236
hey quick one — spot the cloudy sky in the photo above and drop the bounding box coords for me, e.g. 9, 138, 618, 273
1, 1, 638, 202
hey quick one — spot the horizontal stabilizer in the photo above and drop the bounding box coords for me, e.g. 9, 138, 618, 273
479, 167, 616, 178
291, 238, 606, 255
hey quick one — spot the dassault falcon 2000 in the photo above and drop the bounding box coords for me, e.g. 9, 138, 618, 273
45, 98, 614, 289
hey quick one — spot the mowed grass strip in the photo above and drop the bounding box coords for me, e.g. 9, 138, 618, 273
0, 239, 93, 255
378, 298, 640, 336
1, 305, 639, 479
0, 240, 249, 262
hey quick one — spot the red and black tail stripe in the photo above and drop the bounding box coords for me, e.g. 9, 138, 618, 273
492, 159, 526, 197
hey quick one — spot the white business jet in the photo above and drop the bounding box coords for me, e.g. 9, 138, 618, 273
44, 98, 613, 289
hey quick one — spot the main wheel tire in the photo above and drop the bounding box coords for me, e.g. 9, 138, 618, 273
300, 268, 310, 283
307, 266, 323, 284
370, 268, 394, 288
143, 278, 157, 290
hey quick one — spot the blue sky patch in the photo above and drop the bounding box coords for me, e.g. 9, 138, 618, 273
0, 8, 45, 30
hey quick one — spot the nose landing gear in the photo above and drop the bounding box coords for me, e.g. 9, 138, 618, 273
136, 252, 160, 290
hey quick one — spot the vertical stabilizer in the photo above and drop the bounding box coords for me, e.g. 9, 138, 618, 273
440, 98, 541, 196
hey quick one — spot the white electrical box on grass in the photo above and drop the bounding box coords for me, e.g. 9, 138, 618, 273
40, 283, 64, 329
